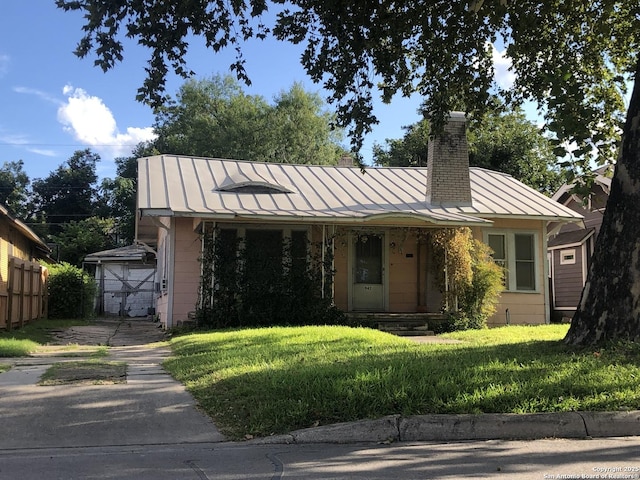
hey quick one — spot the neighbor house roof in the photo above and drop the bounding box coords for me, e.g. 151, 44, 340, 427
548, 228, 596, 250
137, 155, 584, 226
84, 244, 156, 263
0, 203, 50, 258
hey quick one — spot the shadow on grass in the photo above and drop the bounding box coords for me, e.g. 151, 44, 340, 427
164, 328, 640, 439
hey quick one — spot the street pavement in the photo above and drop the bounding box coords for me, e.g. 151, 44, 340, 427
1, 318, 640, 479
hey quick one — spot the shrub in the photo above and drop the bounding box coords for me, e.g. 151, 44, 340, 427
45, 262, 97, 319
431, 228, 504, 331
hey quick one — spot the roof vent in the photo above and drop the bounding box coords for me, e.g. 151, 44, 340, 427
219, 182, 293, 194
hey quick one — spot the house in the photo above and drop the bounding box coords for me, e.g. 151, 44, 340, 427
547, 167, 611, 321
0, 203, 50, 330
136, 112, 583, 329
84, 244, 156, 318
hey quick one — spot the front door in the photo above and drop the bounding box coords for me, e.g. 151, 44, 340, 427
352, 234, 384, 311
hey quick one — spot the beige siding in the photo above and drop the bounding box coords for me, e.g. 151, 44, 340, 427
171, 217, 202, 325
484, 218, 549, 326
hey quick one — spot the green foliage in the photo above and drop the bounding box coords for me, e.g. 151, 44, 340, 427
32, 149, 101, 237
56, 0, 636, 162
373, 109, 565, 195
198, 227, 344, 329
45, 262, 97, 319
153, 75, 345, 164
467, 109, 565, 195
0, 160, 31, 221
430, 228, 504, 331
50, 217, 116, 266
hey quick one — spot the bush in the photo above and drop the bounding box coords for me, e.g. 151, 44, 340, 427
45, 262, 97, 319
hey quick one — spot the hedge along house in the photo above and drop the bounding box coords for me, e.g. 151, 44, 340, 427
136, 113, 583, 329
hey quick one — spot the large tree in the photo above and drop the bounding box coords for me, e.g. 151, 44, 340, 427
0, 160, 31, 221
32, 149, 101, 236
154, 75, 344, 164
57, 0, 640, 345
374, 109, 564, 195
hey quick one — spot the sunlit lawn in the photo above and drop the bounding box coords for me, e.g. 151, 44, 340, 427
164, 324, 640, 440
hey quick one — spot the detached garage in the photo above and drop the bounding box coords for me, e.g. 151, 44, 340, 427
84, 244, 156, 317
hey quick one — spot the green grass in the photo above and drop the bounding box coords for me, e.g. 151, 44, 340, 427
163, 324, 640, 440
0, 318, 89, 357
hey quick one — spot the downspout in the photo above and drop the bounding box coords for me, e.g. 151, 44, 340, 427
167, 217, 176, 328
416, 238, 421, 309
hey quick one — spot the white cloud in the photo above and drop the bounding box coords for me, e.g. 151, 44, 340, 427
27, 148, 57, 157
57, 85, 156, 158
14, 86, 62, 105
491, 44, 516, 90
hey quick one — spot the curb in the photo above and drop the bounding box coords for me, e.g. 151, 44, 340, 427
250, 411, 640, 445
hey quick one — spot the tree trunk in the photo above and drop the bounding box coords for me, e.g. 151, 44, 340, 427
564, 57, 640, 345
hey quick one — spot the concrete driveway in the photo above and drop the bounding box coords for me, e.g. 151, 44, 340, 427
0, 318, 226, 449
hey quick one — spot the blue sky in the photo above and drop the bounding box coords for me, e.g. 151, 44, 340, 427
0, 1, 517, 183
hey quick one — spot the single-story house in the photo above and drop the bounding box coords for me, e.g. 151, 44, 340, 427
136, 112, 583, 329
547, 167, 611, 321
0, 203, 50, 329
84, 244, 156, 317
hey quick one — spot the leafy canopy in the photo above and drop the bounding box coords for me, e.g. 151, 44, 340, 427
373, 108, 564, 195
154, 74, 344, 163
56, 0, 639, 168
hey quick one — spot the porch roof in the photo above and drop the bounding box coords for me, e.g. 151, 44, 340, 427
137, 155, 583, 226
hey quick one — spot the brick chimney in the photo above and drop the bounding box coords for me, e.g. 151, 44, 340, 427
425, 112, 472, 207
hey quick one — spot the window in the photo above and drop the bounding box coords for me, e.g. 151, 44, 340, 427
487, 231, 538, 292
560, 249, 576, 265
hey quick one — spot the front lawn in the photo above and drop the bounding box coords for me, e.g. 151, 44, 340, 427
163, 324, 640, 440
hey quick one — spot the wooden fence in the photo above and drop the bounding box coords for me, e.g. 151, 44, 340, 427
0, 257, 48, 330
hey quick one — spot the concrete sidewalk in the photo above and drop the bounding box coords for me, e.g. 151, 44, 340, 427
2, 319, 640, 449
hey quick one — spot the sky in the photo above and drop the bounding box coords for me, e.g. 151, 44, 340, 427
0, 1, 518, 183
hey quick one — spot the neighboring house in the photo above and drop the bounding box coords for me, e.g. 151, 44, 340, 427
136, 113, 583, 329
84, 244, 157, 318
547, 167, 611, 321
0, 204, 50, 330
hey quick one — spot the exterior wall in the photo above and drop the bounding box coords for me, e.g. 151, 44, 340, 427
171, 217, 202, 325
157, 216, 553, 327
479, 218, 549, 326
548, 183, 606, 317
154, 218, 171, 327
551, 247, 585, 309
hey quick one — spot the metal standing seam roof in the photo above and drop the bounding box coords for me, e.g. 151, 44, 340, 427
137, 155, 584, 226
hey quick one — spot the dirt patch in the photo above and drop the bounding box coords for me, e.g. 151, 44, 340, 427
38, 361, 127, 385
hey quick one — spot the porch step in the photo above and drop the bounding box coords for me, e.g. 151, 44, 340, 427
345, 313, 447, 337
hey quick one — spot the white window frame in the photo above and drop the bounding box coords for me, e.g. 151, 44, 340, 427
485, 230, 540, 293
560, 249, 576, 265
